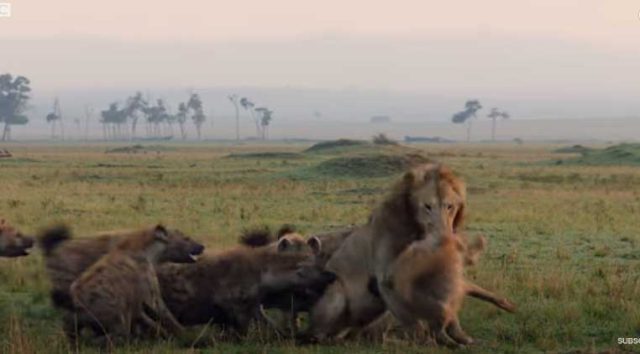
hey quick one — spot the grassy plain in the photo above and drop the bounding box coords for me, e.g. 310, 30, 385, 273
0, 141, 638, 353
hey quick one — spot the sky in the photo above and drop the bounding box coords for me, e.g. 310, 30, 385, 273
2, 0, 639, 43
1, 0, 640, 132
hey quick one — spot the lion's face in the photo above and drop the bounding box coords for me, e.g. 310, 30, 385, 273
0, 220, 34, 258
159, 229, 205, 263
405, 164, 466, 239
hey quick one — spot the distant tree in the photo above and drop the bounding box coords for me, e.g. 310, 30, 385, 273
145, 99, 170, 137
240, 97, 260, 138
45, 97, 64, 139
124, 91, 147, 139
83, 105, 93, 141
46, 112, 60, 138
487, 107, 510, 141
451, 99, 482, 142
372, 133, 398, 145
176, 102, 189, 140
100, 102, 126, 140
228, 94, 240, 141
254, 107, 273, 140
187, 93, 206, 140
0, 74, 31, 141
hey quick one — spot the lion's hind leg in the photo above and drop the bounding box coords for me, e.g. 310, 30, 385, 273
445, 316, 473, 346
465, 282, 516, 313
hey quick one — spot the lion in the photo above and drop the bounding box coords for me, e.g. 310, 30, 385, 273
157, 232, 335, 340
68, 225, 188, 344
386, 232, 515, 346
306, 163, 514, 342
38, 224, 204, 311
0, 219, 34, 258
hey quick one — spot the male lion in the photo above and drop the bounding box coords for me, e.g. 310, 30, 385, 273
39, 224, 204, 311
306, 163, 513, 342
0, 219, 34, 257
68, 225, 187, 344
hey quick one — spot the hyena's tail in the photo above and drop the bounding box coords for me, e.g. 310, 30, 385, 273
39, 225, 71, 256
239, 227, 274, 247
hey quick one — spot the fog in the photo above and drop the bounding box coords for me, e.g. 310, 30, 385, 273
1, 0, 640, 141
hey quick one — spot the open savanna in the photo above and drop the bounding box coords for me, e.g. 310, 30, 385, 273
0, 141, 638, 353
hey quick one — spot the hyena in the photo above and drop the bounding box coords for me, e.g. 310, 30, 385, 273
157, 231, 335, 339
0, 219, 34, 257
39, 224, 204, 311
66, 225, 202, 344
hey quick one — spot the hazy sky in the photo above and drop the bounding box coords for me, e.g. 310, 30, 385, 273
2, 0, 640, 112
2, 0, 639, 43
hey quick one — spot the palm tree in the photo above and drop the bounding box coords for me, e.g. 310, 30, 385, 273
228, 94, 240, 141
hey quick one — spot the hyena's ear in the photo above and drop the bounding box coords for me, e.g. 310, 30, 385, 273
277, 238, 291, 252
276, 224, 296, 239
153, 224, 169, 242
307, 236, 322, 255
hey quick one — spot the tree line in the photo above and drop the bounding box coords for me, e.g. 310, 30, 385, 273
98, 92, 206, 141
2, 72, 513, 142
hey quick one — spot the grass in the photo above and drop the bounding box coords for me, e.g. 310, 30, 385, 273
0, 142, 637, 353
555, 143, 640, 166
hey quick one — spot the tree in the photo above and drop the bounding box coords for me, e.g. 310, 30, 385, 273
145, 99, 170, 137
45, 97, 63, 139
100, 102, 126, 140
254, 107, 273, 140
124, 91, 147, 139
487, 107, 510, 141
228, 94, 240, 141
0, 74, 31, 141
187, 93, 206, 140
240, 97, 260, 138
451, 99, 482, 142
176, 102, 189, 140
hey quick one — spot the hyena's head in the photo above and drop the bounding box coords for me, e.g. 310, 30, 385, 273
260, 236, 336, 297
160, 228, 205, 263
0, 219, 34, 258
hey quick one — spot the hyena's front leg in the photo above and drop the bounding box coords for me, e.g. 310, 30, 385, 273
148, 277, 184, 336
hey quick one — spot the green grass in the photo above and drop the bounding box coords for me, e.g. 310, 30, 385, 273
0, 142, 637, 353
555, 143, 640, 166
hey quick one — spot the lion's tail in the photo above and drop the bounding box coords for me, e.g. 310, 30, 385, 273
39, 225, 71, 256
